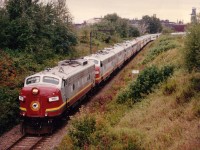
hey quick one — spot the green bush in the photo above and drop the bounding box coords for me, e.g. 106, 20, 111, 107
58, 114, 142, 150
184, 24, 200, 72
117, 65, 174, 104
116, 89, 130, 104
69, 115, 96, 148
0, 87, 19, 135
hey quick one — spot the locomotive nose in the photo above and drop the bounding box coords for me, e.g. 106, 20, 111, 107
31, 101, 40, 111
19, 86, 62, 117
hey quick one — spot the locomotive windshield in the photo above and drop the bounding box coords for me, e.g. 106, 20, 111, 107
26, 76, 40, 85
43, 76, 59, 85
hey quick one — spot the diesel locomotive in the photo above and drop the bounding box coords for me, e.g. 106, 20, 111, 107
19, 34, 160, 134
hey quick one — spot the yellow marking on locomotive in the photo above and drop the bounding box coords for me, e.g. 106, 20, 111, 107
95, 67, 113, 83
102, 67, 113, 79
46, 102, 67, 112
20, 107, 27, 111
95, 77, 102, 82
46, 83, 93, 112
67, 83, 93, 103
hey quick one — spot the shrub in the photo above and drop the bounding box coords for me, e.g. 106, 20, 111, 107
184, 24, 200, 72
116, 89, 130, 104
0, 87, 19, 135
117, 65, 174, 104
68, 115, 96, 148
130, 65, 174, 101
59, 115, 142, 149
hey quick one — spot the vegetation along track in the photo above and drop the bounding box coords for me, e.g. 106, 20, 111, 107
6, 135, 51, 150
1, 41, 152, 150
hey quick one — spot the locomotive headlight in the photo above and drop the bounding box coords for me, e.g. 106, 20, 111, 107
49, 96, 59, 102
95, 71, 100, 74
19, 96, 24, 101
32, 88, 39, 95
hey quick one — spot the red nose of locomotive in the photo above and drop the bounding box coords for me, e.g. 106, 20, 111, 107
19, 86, 63, 118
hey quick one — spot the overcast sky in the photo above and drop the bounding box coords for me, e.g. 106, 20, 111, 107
66, 0, 199, 23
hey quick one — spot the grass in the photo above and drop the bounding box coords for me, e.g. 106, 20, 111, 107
117, 78, 200, 149
56, 35, 200, 149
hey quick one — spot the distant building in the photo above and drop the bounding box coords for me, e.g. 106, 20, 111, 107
85, 17, 102, 25
161, 20, 186, 32
74, 17, 103, 29
74, 22, 87, 29
130, 18, 186, 33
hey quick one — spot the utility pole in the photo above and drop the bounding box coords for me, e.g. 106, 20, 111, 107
90, 31, 92, 54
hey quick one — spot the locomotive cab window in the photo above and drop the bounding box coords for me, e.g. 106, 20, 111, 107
26, 76, 40, 85
43, 76, 59, 85
62, 80, 67, 87
100, 62, 103, 67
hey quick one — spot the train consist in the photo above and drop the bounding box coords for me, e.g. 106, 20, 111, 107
19, 34, 160, 134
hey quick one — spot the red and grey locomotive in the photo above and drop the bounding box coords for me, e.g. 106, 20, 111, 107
19, 34, 160, 134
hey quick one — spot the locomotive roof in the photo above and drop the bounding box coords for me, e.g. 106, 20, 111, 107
84, 39, 139, 61
136, 35, 151, 40
84, 49, 116, 61
29, 59, 94, 80
106, 45, 124, 53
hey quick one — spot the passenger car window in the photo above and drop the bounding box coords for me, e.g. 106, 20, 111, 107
26, 76, 40, 85
43, 76, 59, 85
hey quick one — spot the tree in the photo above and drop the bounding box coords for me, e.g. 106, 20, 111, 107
129, 26, 140, 37
104, 13, 120, 23
0, 0, 77, 58
54, 0, 73, 24
184, 24, 200, 72
93, 13, 140, 39
141, 15, 162, 33
138, 20, 148, 34
162, 26, 174, 34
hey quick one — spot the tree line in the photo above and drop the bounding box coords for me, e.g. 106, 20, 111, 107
0, 0, 163, 59
0, 0, 77, 61
79, 13, 162, 44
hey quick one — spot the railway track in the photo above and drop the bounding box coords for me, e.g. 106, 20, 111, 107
7, 135, 50, 150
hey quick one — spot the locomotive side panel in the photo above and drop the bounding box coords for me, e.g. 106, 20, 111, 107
65, 65, 95, 107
